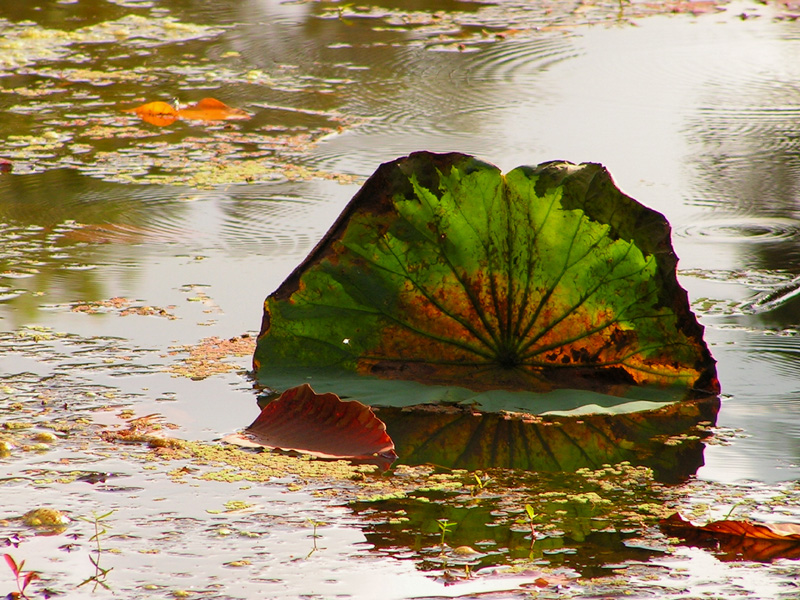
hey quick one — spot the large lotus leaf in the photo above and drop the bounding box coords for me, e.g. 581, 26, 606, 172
254, 151, 718, 397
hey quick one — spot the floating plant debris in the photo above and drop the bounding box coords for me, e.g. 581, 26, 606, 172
122, 97, 251, 127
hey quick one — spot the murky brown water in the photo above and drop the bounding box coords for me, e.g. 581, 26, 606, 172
2, 0, 800, 598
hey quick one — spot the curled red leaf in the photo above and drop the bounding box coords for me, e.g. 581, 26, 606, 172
233, 384, 397, 470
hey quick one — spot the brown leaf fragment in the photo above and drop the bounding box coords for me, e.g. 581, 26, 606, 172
663, 1, 723, 15
99, 413, 184, 449
660, 512, 800, 561
238, 384, 397, 470
703, 519, 800, 540
69, 296, 176, 319
165, 335, 255, 379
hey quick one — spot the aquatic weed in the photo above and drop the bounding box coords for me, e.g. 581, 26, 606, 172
77, 510, 115, 592
3, 554, 39, 599
436, 519, 457, 555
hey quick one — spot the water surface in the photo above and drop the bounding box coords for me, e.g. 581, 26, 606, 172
2, 0, 800, 597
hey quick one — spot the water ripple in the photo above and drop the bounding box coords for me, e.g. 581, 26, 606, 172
217, 196, 324, 256
684, 49, 800, 211
312, 35, 579, 173
462, 35, 580, 85
675, 217, 800, 244
0, 169, 188, 240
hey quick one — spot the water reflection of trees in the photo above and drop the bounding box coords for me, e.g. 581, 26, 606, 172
0, 169, 189, 320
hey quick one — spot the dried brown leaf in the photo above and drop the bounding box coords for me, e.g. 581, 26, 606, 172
661, 512, 800, 561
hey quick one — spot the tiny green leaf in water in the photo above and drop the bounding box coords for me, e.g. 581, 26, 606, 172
525, 504, 536, 521
437, 518, 457, 553
472, 473, 493, 494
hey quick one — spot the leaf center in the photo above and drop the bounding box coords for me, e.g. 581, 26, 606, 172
495, 346, 522, 369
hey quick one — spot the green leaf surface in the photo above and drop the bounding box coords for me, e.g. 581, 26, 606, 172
252, 366, 685, 415
255, 152, 718, 398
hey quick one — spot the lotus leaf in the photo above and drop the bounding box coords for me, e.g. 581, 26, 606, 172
254, 152, 718, 398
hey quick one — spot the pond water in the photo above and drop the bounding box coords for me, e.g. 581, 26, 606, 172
2, 0, 800, 598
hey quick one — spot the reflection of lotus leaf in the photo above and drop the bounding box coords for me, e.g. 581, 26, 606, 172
248, 372, 718, 477
374, 394, 719, 481
254, 151, 718, 396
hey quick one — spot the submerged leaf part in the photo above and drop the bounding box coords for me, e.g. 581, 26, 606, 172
254, 152, 718, 395
232, 384, 397, 470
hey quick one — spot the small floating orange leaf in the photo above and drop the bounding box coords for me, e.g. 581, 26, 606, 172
123, 97, 250, 126
177, 97, 250, 121
122, 100, 179, 126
